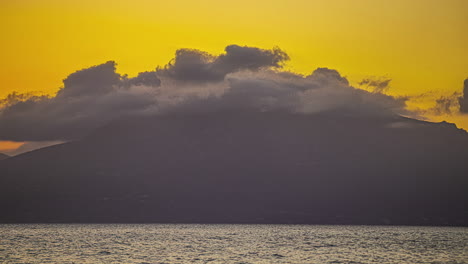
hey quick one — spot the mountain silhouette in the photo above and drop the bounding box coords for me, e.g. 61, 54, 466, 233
0, 110, 467, 225
0, 153, 9, 161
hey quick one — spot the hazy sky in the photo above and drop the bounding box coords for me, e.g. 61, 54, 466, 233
1, 0, 467, 153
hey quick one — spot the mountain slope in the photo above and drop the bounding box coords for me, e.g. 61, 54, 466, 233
0, 111, 467, 225
0, 153, 9, 160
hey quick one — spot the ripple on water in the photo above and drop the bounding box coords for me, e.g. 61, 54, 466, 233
0, 224, 466, 263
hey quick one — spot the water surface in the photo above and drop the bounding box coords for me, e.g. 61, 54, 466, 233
0, 224, 466, 263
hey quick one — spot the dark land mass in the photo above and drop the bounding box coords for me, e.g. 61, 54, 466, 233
0, 153, 9, 161
0, 110, 467, 225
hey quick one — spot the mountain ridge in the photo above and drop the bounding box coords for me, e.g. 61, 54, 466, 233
1, 110, 467, 225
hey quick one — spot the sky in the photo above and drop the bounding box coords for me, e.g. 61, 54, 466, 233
1, 0, 467, 154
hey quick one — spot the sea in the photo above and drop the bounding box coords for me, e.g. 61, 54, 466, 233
0, 224, 466, 263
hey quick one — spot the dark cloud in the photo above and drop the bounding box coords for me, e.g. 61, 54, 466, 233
431, 93, 460, 115
216, 45, 289, 72
0, 45, 412, 142
124, 71, 161, 87
57, 61, 121, 98
310, 68, 349, 86
0, 92, 48, 108
158, 45, 289, 82
359, 78, 392, 94
0, 62, 159, 141
459, 79, 468, 113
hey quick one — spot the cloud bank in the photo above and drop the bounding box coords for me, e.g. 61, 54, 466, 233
0, 45, 410, 142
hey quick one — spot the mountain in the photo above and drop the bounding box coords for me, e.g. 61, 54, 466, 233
0, 153, 9, 160
0, 110, 467, 225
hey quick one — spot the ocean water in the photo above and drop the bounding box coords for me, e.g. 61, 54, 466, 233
0, 224, 466, 264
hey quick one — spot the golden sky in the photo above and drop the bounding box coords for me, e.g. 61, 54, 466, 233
1, 0, 468, 152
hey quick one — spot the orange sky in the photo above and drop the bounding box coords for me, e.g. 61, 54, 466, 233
0, 141, 23, 152
1, 0, 468, 153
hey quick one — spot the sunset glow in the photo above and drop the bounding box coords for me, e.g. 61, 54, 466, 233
1, 0, 468, 152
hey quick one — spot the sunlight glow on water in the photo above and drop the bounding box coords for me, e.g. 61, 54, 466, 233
0, 224, 467, 263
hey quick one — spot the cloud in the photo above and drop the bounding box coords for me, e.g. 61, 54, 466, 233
297, 70, 405, 115
158, 45, 289, 82
0, 45, 411, 142
56, 61, 121, 98
124, 71, 161, 87
0, 92, 48, 108
0, 62, 159, 141
359, 77, 392, 94
430, 93, 461, 115
459, 79, 468, 113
